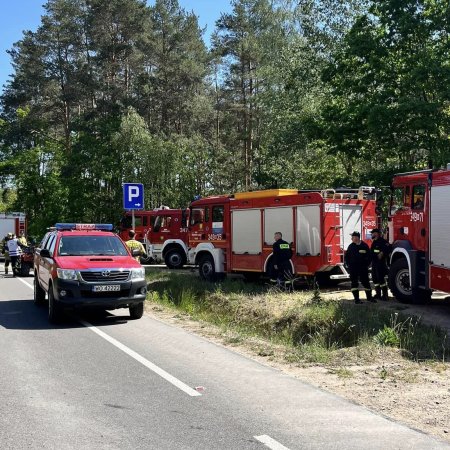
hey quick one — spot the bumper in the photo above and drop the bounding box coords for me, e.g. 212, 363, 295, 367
52, 278, 147, 310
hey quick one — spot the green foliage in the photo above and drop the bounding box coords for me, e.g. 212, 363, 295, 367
1, 0, 450, 232
321, 0, 450, 183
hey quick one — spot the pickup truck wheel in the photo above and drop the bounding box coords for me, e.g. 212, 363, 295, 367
129, 302, 144, 320
48, 287, 63, 323
165, 249, 185, 269
34, 275, 46, 305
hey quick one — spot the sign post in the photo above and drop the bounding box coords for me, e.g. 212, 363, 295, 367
123, 183, 144, 231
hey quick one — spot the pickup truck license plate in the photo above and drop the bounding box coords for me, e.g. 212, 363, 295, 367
92, 285, 121, 292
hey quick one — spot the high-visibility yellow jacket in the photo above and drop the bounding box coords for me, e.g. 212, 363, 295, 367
126, 239, 146, 262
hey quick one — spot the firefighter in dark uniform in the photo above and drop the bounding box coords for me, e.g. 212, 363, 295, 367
271, 232, 293, 284
370, 228, 390, 301
345, 231, 375, 304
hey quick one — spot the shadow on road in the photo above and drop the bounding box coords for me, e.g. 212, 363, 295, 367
0, 298, 133, 330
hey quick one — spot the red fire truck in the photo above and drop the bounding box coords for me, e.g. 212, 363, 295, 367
186, 188, 379, 282
0, 212, 27, 254
119, 208, 189, 268
388, 166, 450, 303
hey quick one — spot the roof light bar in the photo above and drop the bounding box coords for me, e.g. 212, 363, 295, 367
55, 223, 113, 231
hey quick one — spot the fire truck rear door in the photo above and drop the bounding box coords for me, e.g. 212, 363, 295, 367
340, 205, 362, 250
296, 205, 321, 256
231, 209, 262, 271
429, 182, 450, 291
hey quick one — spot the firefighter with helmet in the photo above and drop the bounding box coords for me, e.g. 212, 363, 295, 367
125, 230, 147, 263
345, 231, 375, 304
370, 228, 390, 301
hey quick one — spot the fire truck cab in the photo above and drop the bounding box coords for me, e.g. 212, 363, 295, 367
119, 208, 189, 268
187, 188, 378, 283
388, 166, 450, 303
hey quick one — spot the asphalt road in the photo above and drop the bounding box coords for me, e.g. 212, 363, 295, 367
0, 272, 449, 450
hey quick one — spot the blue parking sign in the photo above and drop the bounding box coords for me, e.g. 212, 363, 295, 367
123, 183, 144, 210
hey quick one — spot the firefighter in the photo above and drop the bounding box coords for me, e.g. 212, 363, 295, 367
370, 228, 390, 301
271, 232, 293, 285
126, 230, 147, 263
345, 231, 375, 304
18, 231, 28, 247
6, 233, 22, 277
2, 232, 12, 275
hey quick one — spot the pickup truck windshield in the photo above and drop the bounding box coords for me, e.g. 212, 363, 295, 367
57, 236, 128, 256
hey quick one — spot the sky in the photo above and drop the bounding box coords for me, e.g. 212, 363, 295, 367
0, 0, 232, 90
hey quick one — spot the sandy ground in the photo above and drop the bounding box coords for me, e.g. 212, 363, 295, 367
145, 290, 450, 443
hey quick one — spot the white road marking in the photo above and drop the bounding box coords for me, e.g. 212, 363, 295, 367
17, 277, 202, 397
79, 319, 202, 397
255, 435, 291, 450
16, 277, 34, 289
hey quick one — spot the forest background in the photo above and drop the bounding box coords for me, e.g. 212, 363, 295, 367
1, 0, 449, 235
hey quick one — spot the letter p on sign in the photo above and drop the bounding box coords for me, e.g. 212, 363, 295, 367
128, 186, 139, 202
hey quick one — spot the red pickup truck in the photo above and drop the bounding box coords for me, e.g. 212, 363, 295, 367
34, 223, 147, 323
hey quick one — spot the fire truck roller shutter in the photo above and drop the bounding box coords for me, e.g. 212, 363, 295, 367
264, 207, 293, 246
231, 209, 262, 255
430, 184, 450, 269
340, 205, 362, 249
296, 205, 321, 256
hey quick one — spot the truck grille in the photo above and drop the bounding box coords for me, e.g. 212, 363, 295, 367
79, 270, 130, 282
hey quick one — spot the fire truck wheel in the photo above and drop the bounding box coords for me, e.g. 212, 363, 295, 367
388, 258, 413, 303
165, 249, 185, 269
198, 255, 216, 281
129, 302, 144, 320
34, 275, 46, 305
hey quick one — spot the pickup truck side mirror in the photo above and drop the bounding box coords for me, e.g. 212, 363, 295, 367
40, 249, 52, 258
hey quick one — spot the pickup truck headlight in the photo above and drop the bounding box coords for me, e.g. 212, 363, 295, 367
130, 268, 145, 280
56, 269, 78, 280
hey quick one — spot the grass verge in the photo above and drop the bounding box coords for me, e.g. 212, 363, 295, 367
146, 270, 450, 365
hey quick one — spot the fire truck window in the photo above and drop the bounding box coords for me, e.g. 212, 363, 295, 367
153, 216, 161, 232
412, 185, 425, 210
212, 206, 224, 222
160, 216, 172, 228
205, 207, 210, 222
143, 216, 148, 226
405, 186, 411, 208
190, 208, 205, 225
150, 216, 156, 227
212, 206, 224, 234
120, 215, 132, 229
181, 209, 188, 227
390, 187, 405, 214
134, 216, 142, 227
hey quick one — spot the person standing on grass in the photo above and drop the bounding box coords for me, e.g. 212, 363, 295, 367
370, 228, 390, 301
345, 231, 375, 304
271, 232, 293, 284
